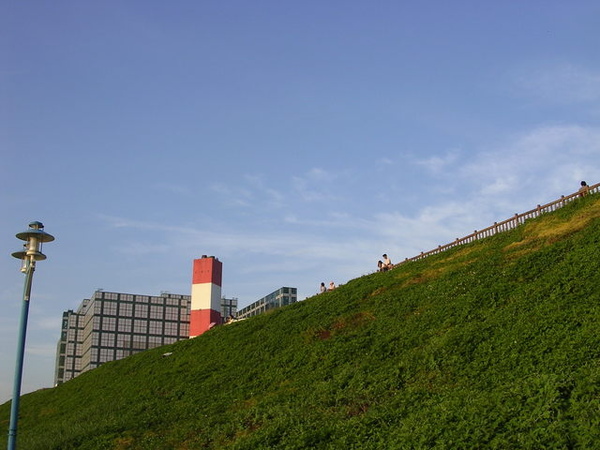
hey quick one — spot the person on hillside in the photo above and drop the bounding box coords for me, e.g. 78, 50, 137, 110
377, 260, 384, 272
319, 282, 327, 294
382, 254, 393, 271
579, 181, 590, 197
329, 281, 336, 290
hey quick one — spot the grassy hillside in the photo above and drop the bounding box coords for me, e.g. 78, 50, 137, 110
2, 194, 600, 449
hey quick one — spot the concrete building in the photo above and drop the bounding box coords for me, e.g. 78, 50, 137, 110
236, 287, 298, 319
54, 289, 238, 385
54, 254, 295, 385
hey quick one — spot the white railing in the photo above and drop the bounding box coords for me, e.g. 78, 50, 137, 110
398, 182, 599, 265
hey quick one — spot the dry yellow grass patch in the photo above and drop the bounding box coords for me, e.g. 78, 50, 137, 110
504, 197, 600, 258
400, 258, 477, 288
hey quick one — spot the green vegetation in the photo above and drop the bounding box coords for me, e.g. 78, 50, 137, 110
2, 195, 600, 449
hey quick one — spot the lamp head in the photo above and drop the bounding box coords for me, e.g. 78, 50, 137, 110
12, 221, 54, 268
15, 221, 55, 243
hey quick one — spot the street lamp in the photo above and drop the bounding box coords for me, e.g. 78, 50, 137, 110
7, 221, 54, 450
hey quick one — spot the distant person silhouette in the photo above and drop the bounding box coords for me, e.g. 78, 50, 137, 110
579, 181, 590, 197
319, 282, 327, 294
382, 254, 393, 271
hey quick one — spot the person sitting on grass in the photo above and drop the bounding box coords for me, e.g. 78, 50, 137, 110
382, 254, 393, 271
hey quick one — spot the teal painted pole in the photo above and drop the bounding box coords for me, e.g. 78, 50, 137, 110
7, 261, 35, 450
7, 221, 54, 449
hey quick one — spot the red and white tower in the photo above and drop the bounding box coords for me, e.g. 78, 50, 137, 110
190, 255, 223, 337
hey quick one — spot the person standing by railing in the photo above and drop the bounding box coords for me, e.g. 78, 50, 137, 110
579, 181, 590, 197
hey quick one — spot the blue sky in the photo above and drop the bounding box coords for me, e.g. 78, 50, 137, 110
1, 1, 599, 402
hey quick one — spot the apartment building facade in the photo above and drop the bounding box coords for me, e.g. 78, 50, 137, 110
54, 286, 296, 385
54, 290, 238, 385
236, 287, 298, 319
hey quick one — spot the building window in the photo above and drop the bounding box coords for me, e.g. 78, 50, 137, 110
102, 317, 116, 331
150, 305, 164, 319
150, 295, 164, 304
180, 323, 189, 336
119, 303, 132, 317
103, 301, 117, 315
165, 307, 179, 320
164, 323, 178, 336
99, 348, 113, 362
149, 321, 163, 334
148, 336, 162, 346
131, 339, 146, 350
117, 318, 132, 333
133, 320, 147, 333
101, 333, 115, 347
135, 304, 148, 318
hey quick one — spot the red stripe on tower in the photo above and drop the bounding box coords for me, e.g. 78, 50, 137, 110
190, 255, 222, 337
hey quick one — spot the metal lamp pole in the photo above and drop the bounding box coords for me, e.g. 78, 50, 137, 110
7, 222, 54, 450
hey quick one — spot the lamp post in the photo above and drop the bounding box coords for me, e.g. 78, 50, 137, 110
7, 221, 54, 450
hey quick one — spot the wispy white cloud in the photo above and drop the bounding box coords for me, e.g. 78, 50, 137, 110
209, 174, 284, 209
98, 124, 600, 281
415, 149, 461, 174
292, 167, 339, 202
283, 211, 370, 231
405, 124, 600, 217
460, 125, 600, 203
93, 123, 600, 305
244, 174, 285, 206
209, 182, 253, 207
370, 124, 600, 262
375, 157, 394, 168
